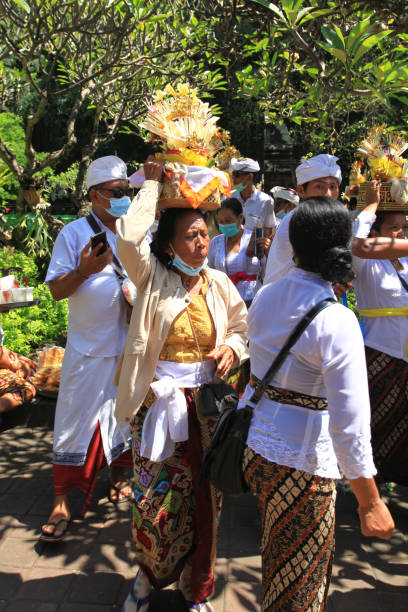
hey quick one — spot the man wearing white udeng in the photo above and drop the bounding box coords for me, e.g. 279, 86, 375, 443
41, 156, 134, 541
230, 157, 276, 235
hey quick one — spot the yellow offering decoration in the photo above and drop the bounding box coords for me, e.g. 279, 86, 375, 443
354, 126, 408, 210
139, 83, 234, 209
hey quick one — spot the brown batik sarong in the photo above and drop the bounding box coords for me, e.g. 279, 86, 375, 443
365, 346, 408, 486
130, 389, 222, 604
0, 369, 36, 406
243, 447, 336, 612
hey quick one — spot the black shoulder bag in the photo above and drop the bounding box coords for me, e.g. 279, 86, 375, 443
86, 214, 133, 323
200, 297, 336, 496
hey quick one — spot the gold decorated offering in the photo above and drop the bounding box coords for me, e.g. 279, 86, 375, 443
354, 125, 408, 210
139, 84, 233, 210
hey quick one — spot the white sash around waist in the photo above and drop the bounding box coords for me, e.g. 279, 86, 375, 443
140, 359, 215, 462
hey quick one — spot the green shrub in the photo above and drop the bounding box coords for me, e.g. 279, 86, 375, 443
42, 162, 80, 204
0, 246, 39, 283
0, 112, 25, 203
0, 247, 68, 354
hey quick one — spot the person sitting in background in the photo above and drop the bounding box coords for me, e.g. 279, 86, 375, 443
41, 155, 133, 543
230, 157, 276, 236
208, 197, 266, 307
270, 185, 299, 225
0, 322, 36, 418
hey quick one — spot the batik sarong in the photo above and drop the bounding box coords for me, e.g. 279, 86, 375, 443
365, 346, 408, 486
130, 389, 222, 604
243, 446, 336, 612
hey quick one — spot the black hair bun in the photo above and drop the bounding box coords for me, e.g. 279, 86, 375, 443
318, 246, 354, 284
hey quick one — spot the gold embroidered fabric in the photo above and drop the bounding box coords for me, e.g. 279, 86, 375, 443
138, 276, 216, 411
249, 375, 328, 411
159, 276, 216, 363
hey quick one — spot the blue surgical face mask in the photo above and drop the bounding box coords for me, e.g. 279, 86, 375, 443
106, 196, 131, 217
234, 183, 246, 193
219, 223, 239, 237
170, 245, 208, 276
276, 209, 286, 220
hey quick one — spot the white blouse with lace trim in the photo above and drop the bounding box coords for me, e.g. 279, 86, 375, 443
242, 267, 376, 479
207, 229, 261, 302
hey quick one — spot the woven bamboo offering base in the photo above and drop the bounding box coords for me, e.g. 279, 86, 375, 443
357, 181, 407, 211
158, 175, 221, 211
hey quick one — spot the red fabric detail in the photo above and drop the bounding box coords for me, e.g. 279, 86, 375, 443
228, 271, 257, 286
186, 390, 216, 603
53, 422, 132, 516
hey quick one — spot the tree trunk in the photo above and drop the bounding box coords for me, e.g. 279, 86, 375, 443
15, 186, 26, 213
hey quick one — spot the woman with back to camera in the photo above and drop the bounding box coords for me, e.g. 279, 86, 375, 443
240, 197, 394, 612
114, 159, 248, 612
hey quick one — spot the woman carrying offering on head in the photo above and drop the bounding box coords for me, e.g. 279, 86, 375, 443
114, 159, 248, 612
353, 180, 408, 488
241, 197, 394, 612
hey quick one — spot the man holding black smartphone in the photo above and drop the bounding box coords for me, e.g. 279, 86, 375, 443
230, 157, 276, 236
41, 156, 134, 542
230, 157, 275, 263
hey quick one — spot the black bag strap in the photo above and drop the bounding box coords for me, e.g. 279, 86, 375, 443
86, 214, 126, 282
397, 271, 408, 294
248, 297, 337, 407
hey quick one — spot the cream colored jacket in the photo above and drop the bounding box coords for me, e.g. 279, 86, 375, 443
114, 180, 249, 423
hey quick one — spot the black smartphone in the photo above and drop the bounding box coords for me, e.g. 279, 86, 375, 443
91, 231, 108, 255
254, 226, 264, 258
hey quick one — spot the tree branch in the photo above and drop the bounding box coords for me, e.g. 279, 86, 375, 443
0, 139, 24, 180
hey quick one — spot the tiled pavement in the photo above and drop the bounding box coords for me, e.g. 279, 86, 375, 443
0, 399, 407, 611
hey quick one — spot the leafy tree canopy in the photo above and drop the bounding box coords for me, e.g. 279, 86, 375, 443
210, 0, 408, 159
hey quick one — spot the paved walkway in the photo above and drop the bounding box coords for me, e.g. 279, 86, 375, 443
0, 399, 407, 611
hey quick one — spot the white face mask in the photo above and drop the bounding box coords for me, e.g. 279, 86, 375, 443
276, 209, 286, 220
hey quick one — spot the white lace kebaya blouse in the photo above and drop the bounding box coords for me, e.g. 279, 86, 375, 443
207, 229, 262, 303
242, 267, 376, 479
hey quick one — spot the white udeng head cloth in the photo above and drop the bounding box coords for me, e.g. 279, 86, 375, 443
231, 157, 260, 173
271, 186, 300, 205
86, 155, 128, 190
295, 154, 342, 186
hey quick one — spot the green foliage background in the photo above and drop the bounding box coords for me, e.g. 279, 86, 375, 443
0, 247, 68, 354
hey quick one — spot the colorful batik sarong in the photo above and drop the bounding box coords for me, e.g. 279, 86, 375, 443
130, 389, 222, 604
365, 346, 408, 486
243, 446, 336, 612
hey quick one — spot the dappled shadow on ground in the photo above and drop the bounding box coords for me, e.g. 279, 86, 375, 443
0, 407, 407, 612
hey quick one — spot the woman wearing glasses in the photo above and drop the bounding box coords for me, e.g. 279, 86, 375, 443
41, 156, 135, 542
